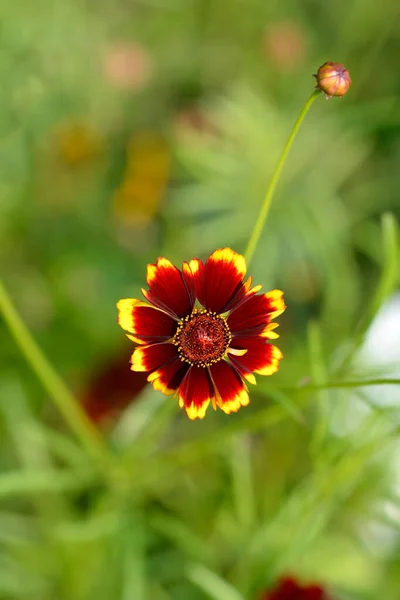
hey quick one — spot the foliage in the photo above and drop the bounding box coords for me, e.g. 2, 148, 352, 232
1, 0, 400, 598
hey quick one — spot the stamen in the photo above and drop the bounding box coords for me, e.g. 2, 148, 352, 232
173, 309, 232, 367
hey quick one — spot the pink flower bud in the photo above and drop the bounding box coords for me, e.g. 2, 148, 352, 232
314, 62, 351, 98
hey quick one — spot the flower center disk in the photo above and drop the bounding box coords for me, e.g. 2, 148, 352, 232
174, 310, 231, 366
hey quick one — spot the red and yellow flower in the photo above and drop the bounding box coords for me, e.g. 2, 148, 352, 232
117, 248, 285, 420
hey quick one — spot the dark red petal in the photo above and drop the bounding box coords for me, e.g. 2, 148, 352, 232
265, 577, 298, 599
178, 366, 214, 420
275, 577, 300, 595
227, 354, 256, 385
148, 357, 189, 395
130, 342, 178, 373
230, 337, 283, 376
227, 290, 286, 335
82, 352, 148, 424
202, 248, 246, 313
186, 258, 206, 307
141, 288, 178, 320
209, 360, 249, 414
182, 261, 197, 308
145, 257, 192, 318
222, 276, 261, 313
261, 577, 328, 600
117, 299, 176, 343
303, 585, 327, 600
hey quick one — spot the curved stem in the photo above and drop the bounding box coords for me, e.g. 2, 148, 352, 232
295, 378, 400, 391
244, 89, 321, 266
0, 280, 110, 465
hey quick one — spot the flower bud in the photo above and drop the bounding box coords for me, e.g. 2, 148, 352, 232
313, 62, 351, 98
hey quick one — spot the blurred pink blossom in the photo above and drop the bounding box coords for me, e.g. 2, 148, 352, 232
103, 42, 153, 90
263, 21, 307, 71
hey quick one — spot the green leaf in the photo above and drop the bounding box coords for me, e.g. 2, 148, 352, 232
0, 468, 95, 498
187, 564, 246, 600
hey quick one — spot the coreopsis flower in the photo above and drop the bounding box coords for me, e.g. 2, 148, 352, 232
313, 62, 351, 98
117, 248, 285, 420
261, 576, 330, 599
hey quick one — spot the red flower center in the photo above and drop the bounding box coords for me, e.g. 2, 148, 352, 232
174, 310, 232, 366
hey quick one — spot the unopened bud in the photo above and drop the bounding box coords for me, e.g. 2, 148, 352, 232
313, 62, 351, 98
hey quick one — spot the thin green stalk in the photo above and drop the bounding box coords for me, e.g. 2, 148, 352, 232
0, 280, 110, 465
244, 89, 321, 266
298, 378, 400, 390
338, 212, 399, 372
307, 320, 330, 456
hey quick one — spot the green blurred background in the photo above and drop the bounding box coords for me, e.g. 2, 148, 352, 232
1, 0, 400, 598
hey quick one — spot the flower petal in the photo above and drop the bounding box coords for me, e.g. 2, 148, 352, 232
148, 357, 189, 395
117, 298, 176, 343
145, 257, 192, 318
82, 353, 148, 424
182, 260, 198, 308
178, 366, 214, 420
201, 248, 247, 313
264, 576, 327, 600
184, 258, 206, 307
222, 276, 262, 313
230, 337, 283, 376
227, 289, 286, 336
210, 360, 249, 414
130, 342, 178, 373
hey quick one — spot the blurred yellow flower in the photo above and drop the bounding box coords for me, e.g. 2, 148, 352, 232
57, 122, 102, 167
112, 132, 170, 228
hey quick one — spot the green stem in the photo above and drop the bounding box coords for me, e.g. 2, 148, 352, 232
0, 280, 110, 465
244, 89, 321, 266
296, 378, 400, 391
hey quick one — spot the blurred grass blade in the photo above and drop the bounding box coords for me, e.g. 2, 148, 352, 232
307, 320, 330, 457
230, 434, 255, 532
297, 378, 400, 391
29, 426, 88, 466
150, 513, 209, 562
1, 378, 52, 471
0, 280, 110, 464
187, 564, 246, 600
54, 513, 118, 542
0, 468, 95, 498
1, 377, 87, 466
1, 377, 69, 518
361, 212, 399, 328
121, 512, 146, 600
340, 212, 399, 369
264, 385, 305, 424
